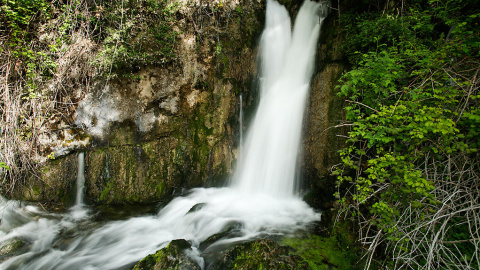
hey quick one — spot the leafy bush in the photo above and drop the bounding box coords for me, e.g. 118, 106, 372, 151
334, 0, 480, 268
94, 0, 179, 73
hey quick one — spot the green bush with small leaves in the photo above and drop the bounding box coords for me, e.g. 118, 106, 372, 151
334, 0, 480, 268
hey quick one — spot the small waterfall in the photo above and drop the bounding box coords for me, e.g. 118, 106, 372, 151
0, 1, 326, 269
71, 151, 89, 220
76, 152, 85, 206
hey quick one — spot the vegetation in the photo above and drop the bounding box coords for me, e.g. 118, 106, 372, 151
283, 235, 361, 269
209, 239, 310, 269
334, 0, 480, 268
133, 239, 201, 270
0, 0, 180, 195
94, 0, 179, 73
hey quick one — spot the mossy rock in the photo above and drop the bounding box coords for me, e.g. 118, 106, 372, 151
85, 138, 179, 204
16, 154, 77, 205
0, 238, 28, 261
208, 239, 310, 270
282, 235, 361, 270
133, 239, 202, 270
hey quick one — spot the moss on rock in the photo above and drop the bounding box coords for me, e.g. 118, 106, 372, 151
86, 138, 179, 204
0, 239, 28, 261
15, 154, 77, 205
133, 239, 201, 270
208, 239, 309, 270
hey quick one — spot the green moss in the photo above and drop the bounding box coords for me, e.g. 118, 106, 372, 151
0, 239, 25, 258
100, 181, 114, 202
155, 182, 165, 197
129, 194, 140, 202
59, 188, 74, 206
173, 137, 187, 166
32, 185, 41, 196
133, 251, 158, 269
209, 239, 308, 270
282, 235, 361, 270
133, 239, 201, 270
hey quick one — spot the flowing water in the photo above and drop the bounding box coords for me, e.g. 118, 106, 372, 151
0, 1, 326, 269
70, 152, 90, 221
232, 0, 323, 197
75, 152, 85, 207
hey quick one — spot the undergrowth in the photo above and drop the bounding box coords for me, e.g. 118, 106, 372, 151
334, 0, 480, 268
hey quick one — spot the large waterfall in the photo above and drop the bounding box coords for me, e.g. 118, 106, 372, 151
0, 1, 325, 269
233, 0, 322, 197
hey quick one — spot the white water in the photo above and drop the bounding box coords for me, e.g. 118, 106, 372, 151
233, 0, 322, 197
76, 152, 85, 206
0, 1, 325, 269
70, 152, 90, 221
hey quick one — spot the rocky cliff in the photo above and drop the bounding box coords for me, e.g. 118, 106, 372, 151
16, 0, 264, 204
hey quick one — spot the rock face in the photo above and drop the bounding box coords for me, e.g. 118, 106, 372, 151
302, 2, 348, 208
20, 154, 78, 205
17, 0, 265, 204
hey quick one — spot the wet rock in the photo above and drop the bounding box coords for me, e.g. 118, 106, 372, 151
302, 1, 348, 210
0, 238, 28, 261
199, 221, 243, 251
133, 239, 202, 270
18, 154, 77, 205
187, 203, 206, 214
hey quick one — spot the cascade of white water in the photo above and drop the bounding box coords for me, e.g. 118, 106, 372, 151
76, 152, 85, 206
70, 151, 90, 220
0, 1, 326, 269
233, 0, 321, 197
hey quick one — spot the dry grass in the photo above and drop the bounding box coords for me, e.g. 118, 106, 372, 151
0, 0, 99, 196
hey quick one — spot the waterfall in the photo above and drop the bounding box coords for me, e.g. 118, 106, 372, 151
0, 1, 325, 269
70, 152, 90, 220
233, 0, 322, 197
76, 152, 85, 206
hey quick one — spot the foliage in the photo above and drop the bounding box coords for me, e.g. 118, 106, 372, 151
282, 235, 361, 270
1, 0, 50, 31
1, 0, 52, 98
94, 0, 179, 73
334, 0, 480, 268
0, 0, 100, 192
0, 162, 10, 170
